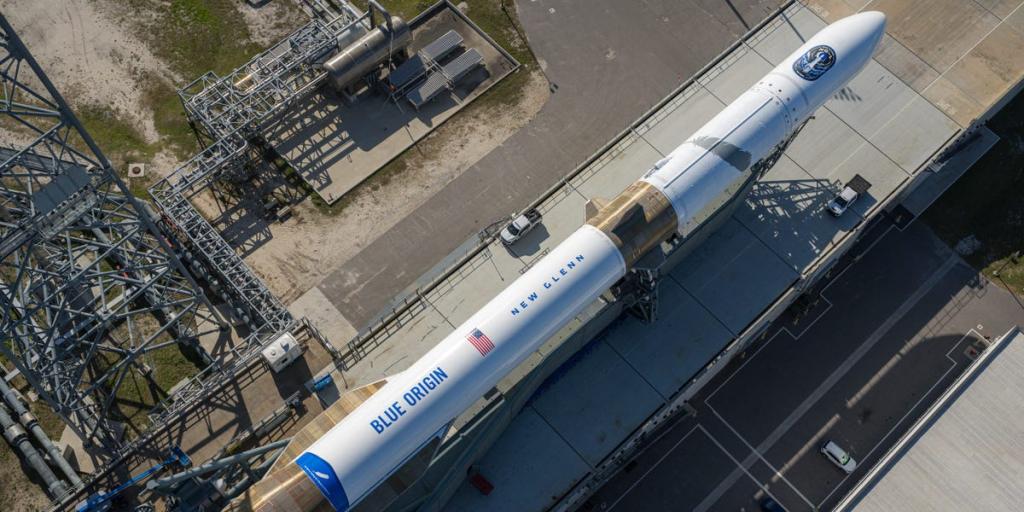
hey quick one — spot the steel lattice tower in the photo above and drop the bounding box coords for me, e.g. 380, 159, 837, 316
0, 15, 225, 452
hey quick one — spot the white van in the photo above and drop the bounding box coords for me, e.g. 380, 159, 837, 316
820, 440, 857, 474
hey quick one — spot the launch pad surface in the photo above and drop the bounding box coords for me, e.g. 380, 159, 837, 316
299, 1, 1024, 510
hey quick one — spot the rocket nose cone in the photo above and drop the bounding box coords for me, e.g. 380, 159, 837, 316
849, 11, 887, 41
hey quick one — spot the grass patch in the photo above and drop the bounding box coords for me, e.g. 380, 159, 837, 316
30, 400, 65, 441
0, 440, 49, 511
923, 90, 1024, 295
77, 104, 157, 166
66, 0, 298, 199
141, 0, 265, 79
144, 74, 201, 160
84, 314, 206, 437
104, 342, 202, 438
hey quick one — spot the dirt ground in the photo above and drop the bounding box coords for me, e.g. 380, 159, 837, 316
1, 0, 305, 178
3, 0, 169, 141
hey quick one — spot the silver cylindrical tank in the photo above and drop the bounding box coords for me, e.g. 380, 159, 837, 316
324, 16, 411, 91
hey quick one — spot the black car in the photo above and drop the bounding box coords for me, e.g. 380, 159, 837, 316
759, 497, 786, 512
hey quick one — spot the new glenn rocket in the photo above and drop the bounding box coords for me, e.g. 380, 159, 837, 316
240, 11, 887, 511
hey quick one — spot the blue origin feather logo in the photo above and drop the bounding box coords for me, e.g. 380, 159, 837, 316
792, 45, 836, 81
297, 452, 351, 511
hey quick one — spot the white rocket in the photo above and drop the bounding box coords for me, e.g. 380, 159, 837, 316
256, 11, 886, 511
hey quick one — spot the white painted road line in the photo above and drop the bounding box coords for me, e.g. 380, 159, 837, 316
817, 329, 977, 506
705, 251, 960, 509
607, 425, 700, 511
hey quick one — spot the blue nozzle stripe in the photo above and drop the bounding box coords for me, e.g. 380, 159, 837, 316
296, 452, 350, 511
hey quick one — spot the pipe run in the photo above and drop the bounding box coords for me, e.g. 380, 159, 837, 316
147, 438, 290, 493
0, 402, 68, 498
0, 378, 82, 486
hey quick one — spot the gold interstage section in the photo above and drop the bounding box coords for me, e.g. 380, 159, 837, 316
586, 181, 678, 268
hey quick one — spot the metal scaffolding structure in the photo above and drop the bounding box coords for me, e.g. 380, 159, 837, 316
147, 1, 369, 339
0, 15, 225, 451
178, 4, 365, 142
134, 0, 372, 457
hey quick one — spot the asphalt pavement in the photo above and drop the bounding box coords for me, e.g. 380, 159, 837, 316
588, 217, 1024, 511
317, 0, 783, 329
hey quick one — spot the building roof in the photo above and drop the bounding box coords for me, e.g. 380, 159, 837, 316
840, 327, 1024, 512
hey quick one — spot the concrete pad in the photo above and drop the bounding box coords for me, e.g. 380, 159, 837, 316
975, 0, 1022, 19
871, 95, 959, 173
606, 279, 733, 399
822, 141, 910, 219
264, 6, 517, 204
640, 86, 726, 155
866, 0, 1000, 72
267, 90, 456, 203
289, 287, 358, 347
702, 46, 773, 103
942, 23, 1024, 112
735, 156, 858, 271
447, 407, 590, 512
576, 136, 662, 200
343, 303, 448, 386
784, 108, 866, 179
922, 75, 985, 127
595, 426, 748, 511
1008, 4, 1024, 32
671, 217, 798, 335
530, 340, 663, 466
487, 240, 539, 282
873, 34, 940, 93
901, 126, 1000, 216
428, 256, 503, 329
528, 190, 587, 255
823, 60, 918, 140
803, 0, 864, 23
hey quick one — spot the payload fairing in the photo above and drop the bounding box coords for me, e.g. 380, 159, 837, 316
248, 11, 887, 511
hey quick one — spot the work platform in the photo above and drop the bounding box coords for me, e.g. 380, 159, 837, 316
290, 1, 1024, 511
264, 3, 517, 204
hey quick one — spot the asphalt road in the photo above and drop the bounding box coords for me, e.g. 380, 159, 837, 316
318, 0, 784, 328
588, 217, 1024, 511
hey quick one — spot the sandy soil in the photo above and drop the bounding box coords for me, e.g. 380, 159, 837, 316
1, 0, 306, 180
239, 0, 309, 47
2, 0, 171, 142
244, 70, 552, 304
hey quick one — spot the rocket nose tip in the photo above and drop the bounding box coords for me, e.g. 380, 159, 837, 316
857, 10, 888, 35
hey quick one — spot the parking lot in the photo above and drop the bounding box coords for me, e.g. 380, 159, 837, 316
590, 217, 1024, 511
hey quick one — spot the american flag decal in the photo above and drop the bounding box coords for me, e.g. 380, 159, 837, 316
466, 328, 495, 356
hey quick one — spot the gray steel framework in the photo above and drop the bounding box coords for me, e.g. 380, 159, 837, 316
0, 15, 224, 451
177, 8, 362, 142
147, 1, 370, 340
131, 0, 371, 467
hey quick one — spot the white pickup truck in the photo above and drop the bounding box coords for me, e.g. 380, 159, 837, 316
827, 174, 871, 217
499, 208, 542, 246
